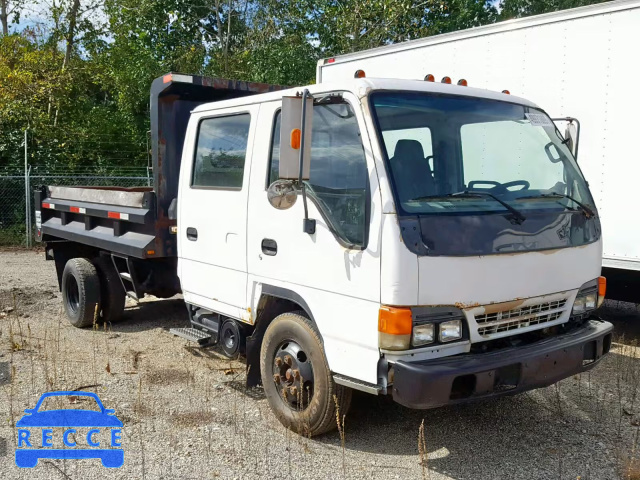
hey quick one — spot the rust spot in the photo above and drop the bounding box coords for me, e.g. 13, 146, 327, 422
480, 299, 526, 315
454, 302, 481, 309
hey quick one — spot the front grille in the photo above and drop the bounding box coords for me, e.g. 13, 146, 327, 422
475, 299, 567, 336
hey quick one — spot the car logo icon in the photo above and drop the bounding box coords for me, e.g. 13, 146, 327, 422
15, 391, 124, 468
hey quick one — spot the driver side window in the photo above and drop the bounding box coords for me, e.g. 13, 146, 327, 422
269, 101, 369, 247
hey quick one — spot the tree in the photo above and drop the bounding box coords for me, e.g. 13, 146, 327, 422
0, 0, 24, 35
499, 0, 609, 19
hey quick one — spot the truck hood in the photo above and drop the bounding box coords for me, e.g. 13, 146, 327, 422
417, 240, 602, 306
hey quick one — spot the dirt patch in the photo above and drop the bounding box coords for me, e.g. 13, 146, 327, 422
0, 362, 9, 386
145, 367, 195, 386
170, 411, 215, 427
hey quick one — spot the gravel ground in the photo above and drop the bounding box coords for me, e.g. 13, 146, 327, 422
2, 250, 640, 479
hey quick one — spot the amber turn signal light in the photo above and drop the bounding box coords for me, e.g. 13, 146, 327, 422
378, 306, 412, 351
290, 128, 301, 150
597, 276, 606, 308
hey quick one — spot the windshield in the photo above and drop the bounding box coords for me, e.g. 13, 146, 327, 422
370, 92, 595, 217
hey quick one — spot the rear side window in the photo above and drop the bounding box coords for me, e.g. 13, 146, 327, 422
269, 101, 368, 246
192, 114, 251, 188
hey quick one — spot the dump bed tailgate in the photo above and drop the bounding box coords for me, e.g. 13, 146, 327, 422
35, 186, 168, 259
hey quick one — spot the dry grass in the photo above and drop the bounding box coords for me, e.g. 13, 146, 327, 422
333, 394, 346, 477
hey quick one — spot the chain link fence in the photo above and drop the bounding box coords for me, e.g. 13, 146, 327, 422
0, 166, 152, 247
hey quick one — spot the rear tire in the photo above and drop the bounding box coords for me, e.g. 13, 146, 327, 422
260, 311, 352, 437
61, 258, 101, 328
94, 256, 126, 323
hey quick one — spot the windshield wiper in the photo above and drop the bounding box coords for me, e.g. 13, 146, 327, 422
409, 191, 526, 224
516, 193, 595, 218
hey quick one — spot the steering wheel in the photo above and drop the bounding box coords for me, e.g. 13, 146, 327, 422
468, 180, 501, 189
468, 180, 530, 194
497, 180, 530, 192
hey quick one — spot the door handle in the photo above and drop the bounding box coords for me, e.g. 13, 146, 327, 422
261, 238, 277, 256
186, 227, 198, 241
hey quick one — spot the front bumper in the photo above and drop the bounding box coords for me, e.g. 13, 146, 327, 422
392, 319, 613, 409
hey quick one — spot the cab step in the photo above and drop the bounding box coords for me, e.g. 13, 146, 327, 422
170, 327, 213, 346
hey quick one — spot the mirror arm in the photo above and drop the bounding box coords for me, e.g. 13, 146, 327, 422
298, 89, 316, 235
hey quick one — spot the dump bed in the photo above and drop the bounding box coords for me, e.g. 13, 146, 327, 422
35, 74, 283, 259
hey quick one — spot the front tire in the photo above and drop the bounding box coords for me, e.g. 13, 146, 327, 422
61, 258, 101, 328
260, 311, 351, 436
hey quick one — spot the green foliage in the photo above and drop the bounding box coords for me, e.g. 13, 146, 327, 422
0, 0, 608, 171
499, 0, 609, 19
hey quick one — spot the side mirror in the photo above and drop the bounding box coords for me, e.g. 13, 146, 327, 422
552, 117, 581, 160
267, 180, 298, 210
564, 121, 579, 159
279, 94, 313, 181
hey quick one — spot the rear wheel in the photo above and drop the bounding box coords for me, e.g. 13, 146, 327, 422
61, 258, 101, 328
260, 311, 351, 436
94, 256, 126, 323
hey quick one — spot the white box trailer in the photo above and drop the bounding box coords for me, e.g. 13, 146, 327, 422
317, 0, 640, 300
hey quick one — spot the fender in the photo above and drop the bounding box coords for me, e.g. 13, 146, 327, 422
245, 284, 316, 387
259, 285, 315, 322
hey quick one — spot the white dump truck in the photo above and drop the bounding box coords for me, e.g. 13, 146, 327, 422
37, 69, 612, 435
318, 0, 640, 301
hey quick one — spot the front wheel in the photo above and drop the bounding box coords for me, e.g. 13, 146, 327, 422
260, 311, 351, 436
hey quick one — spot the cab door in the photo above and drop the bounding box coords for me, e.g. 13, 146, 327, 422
246, 93, 383, 383
178, 104, 258, 320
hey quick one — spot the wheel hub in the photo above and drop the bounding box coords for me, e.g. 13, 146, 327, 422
220, 320, 241, 357
273, 341, 314, 410
65, 275, 80, 314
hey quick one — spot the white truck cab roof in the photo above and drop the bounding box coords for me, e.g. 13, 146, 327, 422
191, 77, 539, 114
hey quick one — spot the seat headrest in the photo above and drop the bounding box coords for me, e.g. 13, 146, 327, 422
393, 139, 425, 160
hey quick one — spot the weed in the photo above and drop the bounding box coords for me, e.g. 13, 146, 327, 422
418, 418, 430, 480
334, 394, 346, 477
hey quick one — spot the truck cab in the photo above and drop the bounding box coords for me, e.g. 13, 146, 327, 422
177, 76, 611, 431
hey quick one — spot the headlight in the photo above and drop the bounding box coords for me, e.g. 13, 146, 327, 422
572, 278, 601, 316
572, 291, 597, 315
584, 292, 597, 310
439, 320, 462, 343
412, 324, 435, 347
572, 295, 586, 315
